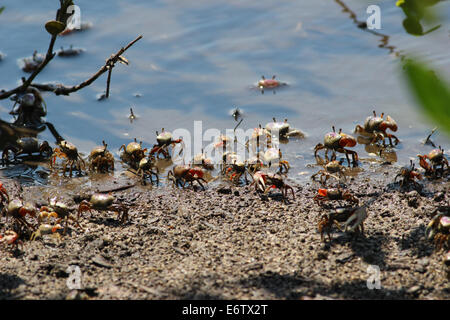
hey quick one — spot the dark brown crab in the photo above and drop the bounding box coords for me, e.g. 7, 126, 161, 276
51, 140, 86, 177
149, 128, 184, 159
417, 146, 449, 177
314, 187, 359, 206
2, 137, 52, 165
426, 212, 449, 250
119, 138, 147, 170
136, 155, 159, 185
318, 205, 368, 242
394, 160, 422, 188
311, 160, 347, 185
89, 141, 115, 173
250, 170, 295, 202
21, 51, 44, 73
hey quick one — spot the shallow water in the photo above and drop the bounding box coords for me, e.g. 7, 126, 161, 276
0, 0, 449, 187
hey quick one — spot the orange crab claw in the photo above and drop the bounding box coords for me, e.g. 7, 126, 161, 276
52, 224, 63, 233
318, 189, 328, 197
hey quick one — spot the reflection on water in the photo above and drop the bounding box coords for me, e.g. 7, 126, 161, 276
0, 0, 449, 187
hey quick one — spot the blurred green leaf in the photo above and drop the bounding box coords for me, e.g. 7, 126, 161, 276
397, 0, 442, 35
0, 6, 5, 14
403, 59, 450, 135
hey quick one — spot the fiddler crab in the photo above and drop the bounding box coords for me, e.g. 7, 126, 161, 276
417, 146, 449, 177
265, 118, 304, 140
21, 50, 44, 73
137, 155, 159, 185
193, 149, 215, 171
394, 160, 422, 188
247, 153, 265, 174
149, 128, 184, 159
30, 223, 63, 241
257, 75, 287, 94
51, 140, 86, 177
251, 170, 295, 202
119, 138, 147, 170
354, 110, 399, 146
246, 125, 271, 151
57, 45, 84, 57
89, 141, 115, 173
314, 126, 358, 167
314, 187, 359, 206
426, 212, 449, 250
214, 135, 233, 152
167, 165, 208, 190
318, 204, 368, 242
263, 148, 290, 174
311, 160, 347, 185
78, 193, 129, 224
222, 153, 249, 185
3, 199, 37, 231
2, 137, 52, 165
0, 230, 22, 250
37, 197, 83, 235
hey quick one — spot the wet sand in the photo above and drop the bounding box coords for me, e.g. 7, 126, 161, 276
0, 164, 449, 300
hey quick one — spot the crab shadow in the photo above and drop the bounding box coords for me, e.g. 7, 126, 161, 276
325, 232, 388, 266
238, 271, 414, 299
394, 224, 435, 258
0, 273, 26, 299
383, 181, 435, 199
168, 274, 226, 299
260, 192, 294, 205
83, 215, 127, 228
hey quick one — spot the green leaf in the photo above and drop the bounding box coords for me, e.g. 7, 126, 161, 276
403, 59, 450, 135
0, 7, 5, 14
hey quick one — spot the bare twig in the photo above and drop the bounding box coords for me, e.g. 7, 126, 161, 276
0, 1, 66, 100
423, 127, 437, 147
0, 27, 142, 99
31, 35, 143, 96
105, 67, 113, 98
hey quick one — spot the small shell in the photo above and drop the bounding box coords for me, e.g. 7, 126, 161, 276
45, 20, 66, 36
